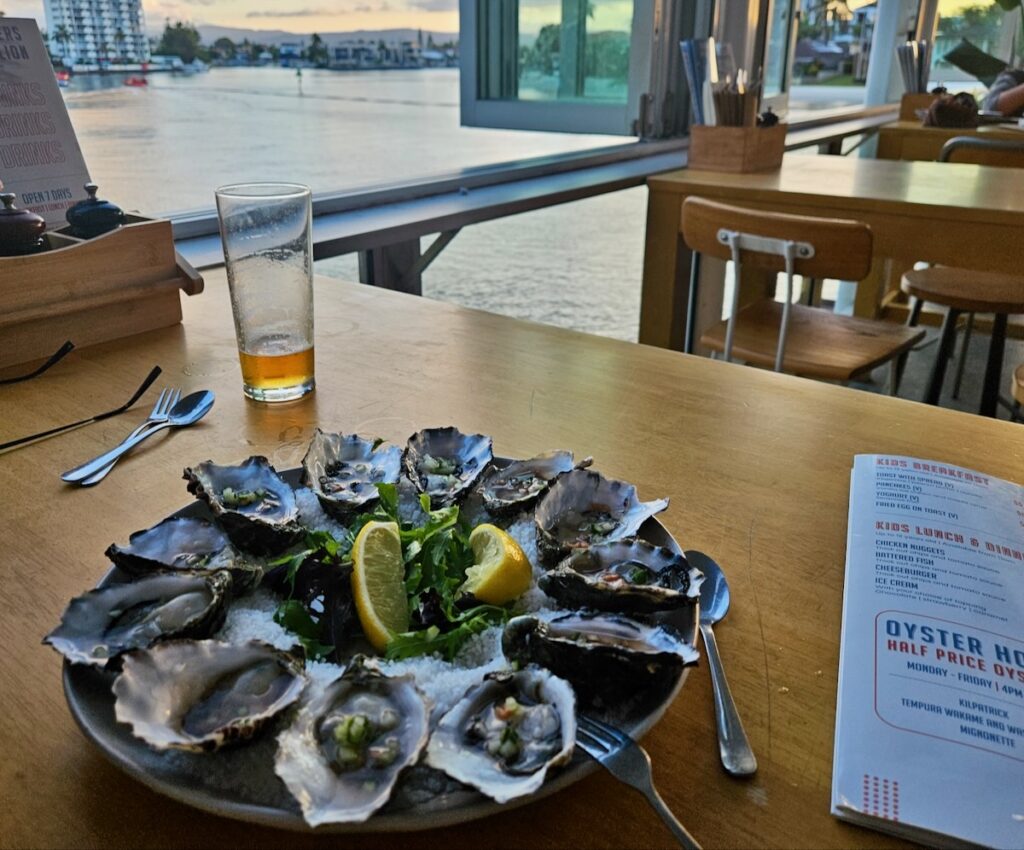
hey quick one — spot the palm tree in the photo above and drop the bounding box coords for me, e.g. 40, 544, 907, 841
114, 28, 127, 63
54, 24, 71, 63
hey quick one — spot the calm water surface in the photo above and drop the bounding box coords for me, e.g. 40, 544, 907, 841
65, 68, 646, 341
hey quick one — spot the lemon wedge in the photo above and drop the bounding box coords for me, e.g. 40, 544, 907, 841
351, 520, 409, 652
463, 524, 532, 605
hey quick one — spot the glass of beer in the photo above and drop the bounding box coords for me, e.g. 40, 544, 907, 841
215, 183, 315, 402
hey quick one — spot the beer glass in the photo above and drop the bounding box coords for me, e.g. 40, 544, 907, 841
215, 183, 315, 402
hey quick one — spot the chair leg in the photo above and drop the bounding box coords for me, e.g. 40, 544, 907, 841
892, 297, 924, 396
951, 312, 974, 400
980, 313, 1007, 418
925, 307, 961, 406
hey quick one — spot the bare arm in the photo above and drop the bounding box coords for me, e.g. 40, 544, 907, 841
994, 81, 1024, 116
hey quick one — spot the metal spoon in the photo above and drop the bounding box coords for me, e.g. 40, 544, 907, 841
61, 391, 215, 484
685, 549, 758, 776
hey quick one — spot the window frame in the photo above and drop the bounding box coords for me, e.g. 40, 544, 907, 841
458, 0, 658, 136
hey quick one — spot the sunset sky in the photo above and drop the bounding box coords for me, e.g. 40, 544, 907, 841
4, 0, 461, 35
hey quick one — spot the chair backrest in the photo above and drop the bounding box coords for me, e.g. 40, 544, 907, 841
680, 197, 873, 282
938, 135, 1024, 167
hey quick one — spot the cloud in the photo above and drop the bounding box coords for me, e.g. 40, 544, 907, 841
246, 8, 335, 17
408, 0, 457, 9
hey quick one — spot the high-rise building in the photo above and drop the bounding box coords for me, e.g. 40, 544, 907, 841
43, 0, 150, 67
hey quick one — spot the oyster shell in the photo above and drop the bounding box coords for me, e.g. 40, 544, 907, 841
402, 427, 493, 507
274, 656, 430, 826
301, 429, 402, 518
113, 639, 305, 752
44, 571, 232, 666
105, 517, 262, 594
533, 469, 669, 566
502, 611, 698, 709
425, 667, 575, 804
477, 451, 591, 516
183, 456, 302, 555
539, 540, 703, 614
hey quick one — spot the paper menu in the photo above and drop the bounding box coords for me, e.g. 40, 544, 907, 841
832, 455, 1023, 849
0, 19, 91, 227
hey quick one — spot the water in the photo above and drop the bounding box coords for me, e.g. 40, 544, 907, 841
62, 67, 646, 341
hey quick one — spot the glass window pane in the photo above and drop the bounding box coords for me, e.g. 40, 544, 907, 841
932, 0, 1014, 102
789, 0, 881, 118
516, 0, 634, 104
763, 0, 795, 98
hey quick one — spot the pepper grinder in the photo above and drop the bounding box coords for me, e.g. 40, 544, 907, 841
0, 193, 47, 257
65, 183, 125, 239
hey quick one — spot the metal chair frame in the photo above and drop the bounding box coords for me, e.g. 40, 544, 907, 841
716, 229, 815, 373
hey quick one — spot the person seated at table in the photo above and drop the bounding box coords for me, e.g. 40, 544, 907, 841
983, 67, 1024, 116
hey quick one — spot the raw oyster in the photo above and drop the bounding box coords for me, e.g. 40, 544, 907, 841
402, 427, 493, 507
113, 639, 305, 752
533, 469, 669, 566
539, 540, 703, 614
301, 429, 402, 518
105, 516, 262, 594
502, 611, 698, 709
44, 571, 232, 666
183, 456, 302, 555
275, 656, 430, 826
478, 451, 591, 516
425, 668, 575, 804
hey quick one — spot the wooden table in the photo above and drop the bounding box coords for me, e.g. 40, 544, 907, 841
876, 120, 1024, 165
2, 273, 1022, 849
640, 155, 1024, 351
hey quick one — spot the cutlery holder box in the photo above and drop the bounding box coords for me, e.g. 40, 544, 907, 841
900, 92, 937, 121
688, 124, 787, 173
0, 215, 203, 371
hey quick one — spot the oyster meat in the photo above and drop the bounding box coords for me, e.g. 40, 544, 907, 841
275, 656, 430, 826
539, 540, 703, 614
533, 469, 669, 566
502, 611, 698, 709
44, 571, 232, 666
477, 451, 591, 516
425, 668, 575, 804
113, 639, 305, 752
301, 429, 402, 518
402, 427, 493, 508
184, 456, 302, 555
105, 516, 262, 594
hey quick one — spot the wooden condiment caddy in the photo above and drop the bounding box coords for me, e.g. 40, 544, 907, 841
0, 215, 203, 370
900, 92, 937, 121
688, 123, 787, 173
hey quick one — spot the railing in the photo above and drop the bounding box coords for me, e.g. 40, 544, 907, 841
174, 105, 897, 291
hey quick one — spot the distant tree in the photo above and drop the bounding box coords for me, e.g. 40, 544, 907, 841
114, 28, 126, 61
309, 32, 327, 66
157, 21, 205, 63
53, 24, 71, 62
212, 36, 236, 61
524, 23, 560, 74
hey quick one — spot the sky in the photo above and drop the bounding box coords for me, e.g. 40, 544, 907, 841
1, 0, 461, 35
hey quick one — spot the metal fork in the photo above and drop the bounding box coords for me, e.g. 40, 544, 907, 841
576, 714, 702, 850
79, 388, 181, 486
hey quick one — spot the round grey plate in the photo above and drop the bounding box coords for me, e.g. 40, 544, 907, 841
62, 464, 697, 833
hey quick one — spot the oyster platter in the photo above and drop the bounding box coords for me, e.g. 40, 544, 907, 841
48, 426, 703, 831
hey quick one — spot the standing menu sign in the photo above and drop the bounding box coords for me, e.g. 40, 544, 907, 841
0, 18, 91, 227
833, 455, 1023, 848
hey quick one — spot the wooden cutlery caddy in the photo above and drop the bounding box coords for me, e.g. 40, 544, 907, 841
0, 215, 203, 370
688, 124, 787, 173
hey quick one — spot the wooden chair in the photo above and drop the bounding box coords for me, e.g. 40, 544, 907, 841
1011, 364, 1024, 422
680, 197, 925, 388
901, 268, 1024, 417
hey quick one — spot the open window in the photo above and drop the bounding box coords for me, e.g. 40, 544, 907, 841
459, 0, 665, 136
758, 0, 800, 114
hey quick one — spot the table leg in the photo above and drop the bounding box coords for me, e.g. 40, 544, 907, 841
980, 313, 1007, 418
640, 190, 692, 351
925, 307, 961, 405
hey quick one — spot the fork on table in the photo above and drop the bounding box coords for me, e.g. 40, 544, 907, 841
576, 714, 702, 850
79, 387, 181, 485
